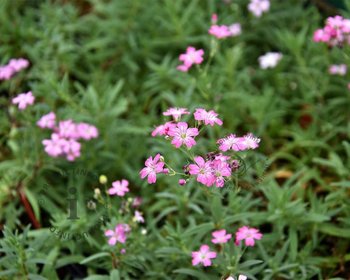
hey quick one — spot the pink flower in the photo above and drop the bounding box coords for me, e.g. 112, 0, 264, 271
108, 179, 130, 196
194, 108, 223, 126
177, 46, 204, 71
163, 107, 190, 121
63, 139, 81, 161
178, 179, 187, 186
76, 123, 99, 140
105, 224, 130, 245
0, 66, 15, 80
211, 14, 218, 24
228, 23, 242, 37
151, 122, 176, 137
58, 120, 78, 139
211, 229, 232, 244
189, 156, 215, 186
12, 91, 35, 110
8, 58, 29, 72
42, 133, 66, 157
168, 122, 199, 148
37, 112, 56, 129
209, 25, 232, 39
259, 52, 282, 69
133, 210, 144, 223
235, 226, 263, 247
211, 159, 231, 187
192, 244, 217, 266
140, 153, 165, 184
329, 64, 347, 75
217, 134, 247, 152
241, 133, 260, 149
248, 0, 270, 17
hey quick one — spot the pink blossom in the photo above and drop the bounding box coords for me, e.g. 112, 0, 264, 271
120, 248, 126, 254
151, 122, 176, 137
211, 229, 232, 244
105, 224, 130, 245
248, 0, 270, 17
241, 133, 260, 149
12, 91, 35, 110
76, 123, 99, 140
189, 156, 215, 186
108, 179, 130, 196
178, 179, 186, 186
0, 58, 29, 80
37, 112, 56, 129
329, 64, 347, 75
194, 108, 223, 126
235, 226, 263, 247
208, 25, 232, 39
140, 153, 165, 184
259, 52, 282, 69
133, 210, 144, 223
191, 244, 217, 266
177, 46, 204, 71
211, 14, 218, 24
42, 133, 66, 157
168, 122, 199, 148
58, 120, 78, 139
163, 107, 190, 121
211, 159, 231, 187
228, 23, 242, 37
0, 66, 14, 80
63, 139, 81, 161
217, 134, 247, 152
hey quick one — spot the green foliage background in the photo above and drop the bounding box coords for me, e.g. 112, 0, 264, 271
0, 0, 350, 279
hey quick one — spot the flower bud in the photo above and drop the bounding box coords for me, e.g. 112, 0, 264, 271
99, 175, 108, 184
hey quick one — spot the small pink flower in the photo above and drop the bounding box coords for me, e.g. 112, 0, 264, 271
12, 91, 35, 110
217, 134, 247, 152
192, 244, 217, 266
58, 120, 78, 139
76, 123, 99, 140
178, 179, 187, 186
42, 133, 65, 157
211, 159, 231, 188
209, 25, 232, 39
248, 0, 270, 17
168, 122, 199, 148
105, 224, 130, 245
329, 64, 347, 75
163, 107, 190, 121
211, 229, 232, 244
189, 156, 215, 186
151, 122, 176, 137
108, 179, 130, 196
177, 46, 204, 71
235, 226, 263, 247
133, 210, 144, 223
8, 58, 29, 72
194, 108, 223, 126
242, 133, 260, 149
120, 248, 126, 254
37, 112, 56, 129
140, 153, 165, 184
228, 23, 242, 37
211, 14, 218, 24
63, 139, 81, 161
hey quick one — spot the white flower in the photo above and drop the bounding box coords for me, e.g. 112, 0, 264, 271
258, 52, 282, 69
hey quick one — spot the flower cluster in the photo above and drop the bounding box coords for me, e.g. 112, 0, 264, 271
313, 15, 350, 47
177, 47, 205, 72
12, 91, 35, 110
105, 223, 131, 245
208, 14, 241, 39
38, 112, 98, 161
140, 107, 260, 187
248, 0, 270, 18
0, 58, 29, 80
328, 64, 347, 76
192, 227, 262, 267
258, 52, 282, 69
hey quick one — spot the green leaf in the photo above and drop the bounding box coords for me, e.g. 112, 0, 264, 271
80, 252, 110, 264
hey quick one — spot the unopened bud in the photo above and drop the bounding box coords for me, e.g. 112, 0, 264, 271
99, 175, 108, 184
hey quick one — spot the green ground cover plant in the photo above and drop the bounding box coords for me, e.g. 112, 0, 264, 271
0, 0, 350, 279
